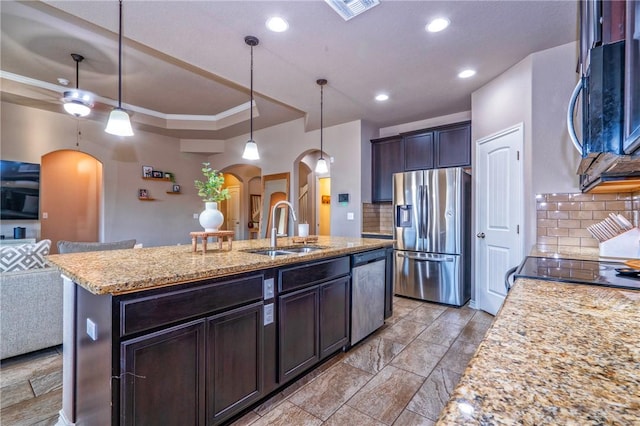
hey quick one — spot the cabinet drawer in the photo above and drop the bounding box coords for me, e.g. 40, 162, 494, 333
279, 257, 349, 293
120, 274, 263, 337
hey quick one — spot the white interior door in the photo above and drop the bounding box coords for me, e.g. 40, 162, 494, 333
226, 185, 241, 237
475, 124, 524, 315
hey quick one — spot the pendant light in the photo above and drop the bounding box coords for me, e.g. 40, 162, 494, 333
315, 79, 329, 174
242, 35, 260, 160
105, 0, 134, 136
62, 54, 94, 118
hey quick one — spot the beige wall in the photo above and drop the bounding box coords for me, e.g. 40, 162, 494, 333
210, 118, 364, 238
472, 41, 580, 251
1, 102, 210, 247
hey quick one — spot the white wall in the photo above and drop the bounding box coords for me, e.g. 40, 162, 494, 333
1, 102, 210, 247
209, 118, 364, 237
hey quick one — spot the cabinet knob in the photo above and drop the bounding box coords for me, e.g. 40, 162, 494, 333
476, 232, 485, 239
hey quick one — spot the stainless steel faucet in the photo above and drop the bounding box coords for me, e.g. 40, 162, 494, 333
270, 200, 297, 247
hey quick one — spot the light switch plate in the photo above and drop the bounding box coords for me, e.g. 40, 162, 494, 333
347, 212, 354, 220
264, 278, 274, 300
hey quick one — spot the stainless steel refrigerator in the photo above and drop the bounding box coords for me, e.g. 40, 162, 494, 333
392, 168, 471, 306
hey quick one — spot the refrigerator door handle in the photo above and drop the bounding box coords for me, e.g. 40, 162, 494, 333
396, 252, 454, 262
420, 184, 428, 238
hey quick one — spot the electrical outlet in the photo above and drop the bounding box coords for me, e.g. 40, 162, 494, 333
86, 318, 98, 341
347, 212, 354, 220
264, 303, 274, 325
42, 212, 48, 219
193, 213, 199, 219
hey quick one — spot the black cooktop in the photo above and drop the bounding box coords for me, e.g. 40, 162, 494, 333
515, 256, 640, 290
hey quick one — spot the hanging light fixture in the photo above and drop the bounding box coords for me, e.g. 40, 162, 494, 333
105, 0, 134, 136
62, 54, 94, 118
315, 79, 329, 174
242, 35, 260, 160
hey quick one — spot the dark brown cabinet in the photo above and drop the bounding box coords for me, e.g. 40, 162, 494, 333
118, 274, 265, 426
319, 277, 350, 359
404, 132, 434, 170
278, 257, 350, 383
371, 122, 471, 203
121, 320, 206, 425
371, 136, 403, 202
207, 302, 264, 423
434, 122, 471, 168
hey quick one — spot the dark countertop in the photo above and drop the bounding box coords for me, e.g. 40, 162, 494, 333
46, 236, 393, 296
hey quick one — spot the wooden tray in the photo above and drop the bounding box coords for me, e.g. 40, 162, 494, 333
293, 236, 318, 244
624, 259, 640, 269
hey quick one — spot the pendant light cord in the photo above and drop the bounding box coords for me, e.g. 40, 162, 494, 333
117, 0, 123, 109
320, 83, 324, 159
250, 43, 254, 140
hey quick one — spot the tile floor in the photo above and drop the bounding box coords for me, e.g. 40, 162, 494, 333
0, 296, 493, 426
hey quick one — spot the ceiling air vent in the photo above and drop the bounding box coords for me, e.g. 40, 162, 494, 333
324, 0, 380, 21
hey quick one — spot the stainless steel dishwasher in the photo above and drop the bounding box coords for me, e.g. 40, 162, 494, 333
351, 249, 386, 345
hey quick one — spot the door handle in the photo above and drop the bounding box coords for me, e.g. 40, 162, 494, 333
396, 252, 453, 262
567, 78, 584, 154
476, 232, 485, 239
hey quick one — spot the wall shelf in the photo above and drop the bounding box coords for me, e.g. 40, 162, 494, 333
165, 191, 181, 195
138, 197, 156, 201
143, 177, 172, 182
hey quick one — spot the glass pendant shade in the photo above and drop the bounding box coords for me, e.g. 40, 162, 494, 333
105, 108, 134, 136
242, 139, 260, 160
315, 157, 328, 174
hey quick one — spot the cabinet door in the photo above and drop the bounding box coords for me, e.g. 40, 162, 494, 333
404, 132, 434, 171
207, 302, 264, 424
319, 277, 350, 359
371, 137, 403, 202
278, 286, 319, 382
434, 123, 471, 168
121, 320, 206, 426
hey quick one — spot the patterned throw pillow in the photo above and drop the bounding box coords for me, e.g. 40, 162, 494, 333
0, 239, 51, 272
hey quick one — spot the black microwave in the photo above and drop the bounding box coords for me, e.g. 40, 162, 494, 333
582, 40, 625, 156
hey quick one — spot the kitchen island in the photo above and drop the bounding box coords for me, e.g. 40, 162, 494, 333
436, 276, 640, 424
47, 236, 393, 426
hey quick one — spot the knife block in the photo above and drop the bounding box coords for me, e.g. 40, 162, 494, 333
599, 227, 640, 259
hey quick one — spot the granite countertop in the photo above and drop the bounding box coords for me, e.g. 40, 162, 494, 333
437, 277, 640, 425
46, 236, 392, 296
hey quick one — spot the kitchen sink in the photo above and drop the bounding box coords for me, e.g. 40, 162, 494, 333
245, 246, 325, 256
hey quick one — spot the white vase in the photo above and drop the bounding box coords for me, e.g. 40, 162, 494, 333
199, 201, 224, 232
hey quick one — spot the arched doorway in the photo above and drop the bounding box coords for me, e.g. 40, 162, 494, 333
41, 150, 103, 253
294, 149, 330, 236
219, 164, 261, 240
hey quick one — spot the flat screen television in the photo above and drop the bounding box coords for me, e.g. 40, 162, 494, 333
0, 160, 40, 220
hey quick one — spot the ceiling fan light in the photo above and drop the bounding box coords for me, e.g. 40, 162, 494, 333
105, 108, 134, 136
242, 139, 260, 160
63, 101, 91, 118
315, 157, 329, 174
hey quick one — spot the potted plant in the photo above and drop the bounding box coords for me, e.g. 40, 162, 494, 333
194, 163, 230, 232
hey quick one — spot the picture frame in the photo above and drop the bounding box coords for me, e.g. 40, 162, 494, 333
164, 172, 173, 181
322, 195, 331, 204
152, 170, 163, 178
172, 184, 181, 193
138, 188, 149, 199
142, 165, 153, 178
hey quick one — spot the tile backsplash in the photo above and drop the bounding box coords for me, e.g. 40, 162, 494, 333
536, 192, 639, 248
362, 203, 393, 234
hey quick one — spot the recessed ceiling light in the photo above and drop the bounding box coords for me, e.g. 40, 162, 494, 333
426, 18, 450, 33
375, 94, 389, 102
458, 69, 476, 79
266, 16, 289, 32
